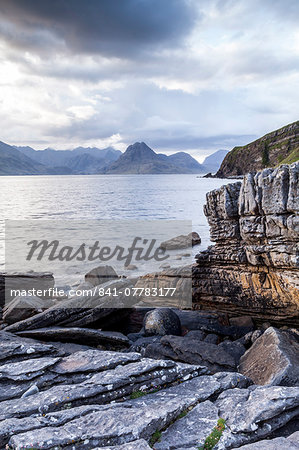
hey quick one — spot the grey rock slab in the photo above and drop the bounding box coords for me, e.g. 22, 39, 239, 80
155, 400, 219, 449
100, 440, 151, 449
214, 386, 299, 449
0, 359, 203, 420
217, 410, 299, 450
16, 327, 130, 347
287, 162, 299, 212
289, 431, 299, 445
8, 406, 154, 449
205, 182, 241, 219
0, 381, 34, 401
8, 376, 221, 449
147, 335, 236, 372
238, 433, 299, 449
82, 359, 205, 396
0, 404, 115, 448
213, 372, 253, 390
216, 385, 299, 434
84, 359, 176, 387
218, 340, 246, 364
257, 164, 291, 215
0, 356, 60, 381
41, 340, 96, 355
204, 333, 219, 344
239, 327, 299, 386
0, 331, 58, 363
129, 336, 161, 353
52, 349, 141, 374
126, 375, 221, 409
144, 342, 178, 361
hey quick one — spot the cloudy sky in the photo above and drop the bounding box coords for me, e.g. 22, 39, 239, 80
0, 0, 298, 160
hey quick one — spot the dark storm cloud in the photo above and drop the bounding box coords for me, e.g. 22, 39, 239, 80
0, 0, 298, 153
0, 0, 197, 57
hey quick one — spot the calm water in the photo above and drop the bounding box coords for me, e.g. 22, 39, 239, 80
0, 174, 235, 276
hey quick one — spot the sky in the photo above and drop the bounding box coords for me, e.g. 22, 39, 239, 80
0, 0, 298, 161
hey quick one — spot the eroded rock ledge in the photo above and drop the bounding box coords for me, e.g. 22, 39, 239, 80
193, 162, 299, 325
1, 331, 298, 450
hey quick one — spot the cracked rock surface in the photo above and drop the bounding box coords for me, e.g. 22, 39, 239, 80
0, 331, 298, 449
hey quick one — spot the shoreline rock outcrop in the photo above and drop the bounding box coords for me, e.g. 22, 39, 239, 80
193, 162, 299, 326
0, 163, 298, 448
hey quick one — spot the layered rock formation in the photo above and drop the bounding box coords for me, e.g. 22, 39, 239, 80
1, 331, 299, 449
193, 162, 299, 325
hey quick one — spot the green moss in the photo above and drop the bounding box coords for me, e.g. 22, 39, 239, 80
130, 390, 147, 399
130, 388, 160, 399
177, 410, 188, 419
149, 430, 162, 447
198, 418, 226, 450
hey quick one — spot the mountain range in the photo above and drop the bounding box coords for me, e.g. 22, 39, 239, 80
1, 121, 298, 177
15, 146, 122, 174
0, 141, 227, 175
104, 142, 206, 174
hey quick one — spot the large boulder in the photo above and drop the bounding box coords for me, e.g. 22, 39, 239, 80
85, 265, 118, 287
3, 295, 55, 324
160, 232, 200, 250
143, 308, 181, 336
239, 327, 299, 386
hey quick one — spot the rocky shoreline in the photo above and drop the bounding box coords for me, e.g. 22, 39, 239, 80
194, 162, 299, 326
0, 162, 298, 449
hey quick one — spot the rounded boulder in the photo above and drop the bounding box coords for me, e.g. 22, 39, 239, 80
143, 308, 181, 336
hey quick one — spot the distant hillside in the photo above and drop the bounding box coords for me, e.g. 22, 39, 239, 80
105, 142, 205, 174
202, 149, 229, 173
217, 121, 299, 177
17, 146, 121, 174
0, 141, 48, 175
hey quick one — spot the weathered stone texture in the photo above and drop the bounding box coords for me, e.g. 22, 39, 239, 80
0, 332, 298, 450
194, 162, 299, 325
239, 327, 299, 386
